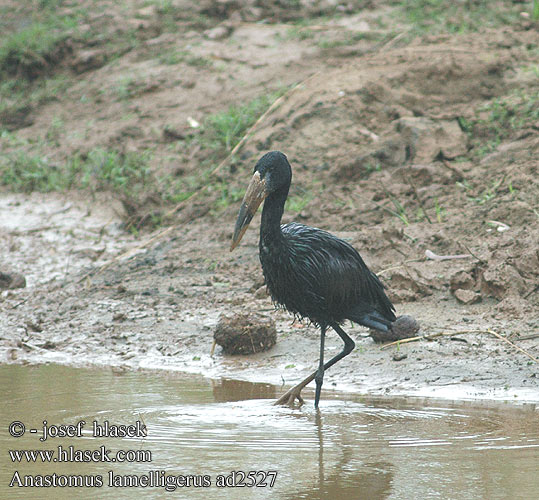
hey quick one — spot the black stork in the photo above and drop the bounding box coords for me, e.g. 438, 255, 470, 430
230, 151, 396, 408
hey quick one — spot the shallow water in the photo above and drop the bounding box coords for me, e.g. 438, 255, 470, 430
1, 364, 537, 499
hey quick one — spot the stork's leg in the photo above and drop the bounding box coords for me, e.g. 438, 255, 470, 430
274, 323, 355, 407
314, 325, 326, 409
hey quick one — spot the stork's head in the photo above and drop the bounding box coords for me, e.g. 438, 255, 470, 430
230, 151, 291, 251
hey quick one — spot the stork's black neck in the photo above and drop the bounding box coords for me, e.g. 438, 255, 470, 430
260, 185, 288, 248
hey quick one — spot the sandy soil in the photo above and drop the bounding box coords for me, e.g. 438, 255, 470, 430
1, 0, 538, 403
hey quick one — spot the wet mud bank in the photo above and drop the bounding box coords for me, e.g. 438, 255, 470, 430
1, 193, 537, 405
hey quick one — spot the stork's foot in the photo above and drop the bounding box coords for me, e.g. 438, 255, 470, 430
273, 385, 305, 407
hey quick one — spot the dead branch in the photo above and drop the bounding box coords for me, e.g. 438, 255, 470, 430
425, 249, 470, 261
456, 241, 487, 264
380, 330, 472, 349
380, 329, 538, 364
487, 329, 538, 363
376, 259, 425, 275
515, 334, 539, 341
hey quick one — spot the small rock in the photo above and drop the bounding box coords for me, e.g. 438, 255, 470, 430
204, 25, 233, 40
0, 271, 26, 290
254, 286, 268, 299
137, 5, 157, 18
480, 268, 507, 300
392, 353, 408, 361
395, 117, 467, 162
26, 321, 42, 333
454, 288, 481, 304
145, 33, 177, 46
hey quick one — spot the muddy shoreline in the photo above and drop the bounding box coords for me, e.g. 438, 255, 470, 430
1, 193, 537, 405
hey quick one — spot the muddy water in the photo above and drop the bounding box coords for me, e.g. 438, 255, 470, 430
1, 365, 537, 499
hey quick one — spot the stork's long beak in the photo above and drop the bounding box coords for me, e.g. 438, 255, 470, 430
230, 171, 267, 251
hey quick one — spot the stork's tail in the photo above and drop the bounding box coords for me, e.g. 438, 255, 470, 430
353, 310, 394, 332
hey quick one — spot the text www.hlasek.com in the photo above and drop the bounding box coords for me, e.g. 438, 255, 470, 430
9, 446, 151, 464
8, 447, 278, 490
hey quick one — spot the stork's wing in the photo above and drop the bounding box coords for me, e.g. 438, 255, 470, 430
281, 223, 396, 325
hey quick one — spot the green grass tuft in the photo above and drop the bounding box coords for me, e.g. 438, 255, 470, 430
285, 187, 314, 213
0, 153, 67, 192
461, 90, 539, 158
76, 149, 152, 194
0, 12, 77, 78
0, 146, 153, 197
399, 0, 521, 35
201, 90, 286, 153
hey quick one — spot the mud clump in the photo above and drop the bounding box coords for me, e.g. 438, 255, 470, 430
369, 315, 420, 343
214, 313, 277, 355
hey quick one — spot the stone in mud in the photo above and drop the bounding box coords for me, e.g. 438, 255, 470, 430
454, 288, 481, 305
204, 25, 233, 40
450, 270, 475, 292
214, 313, 277, 355
369, 315, 420, 343
0, 271, 26, 290
254, 285, 268, 299
404, 164, 453, 186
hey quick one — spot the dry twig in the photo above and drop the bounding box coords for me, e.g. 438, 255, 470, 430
456, 241, 487, 264
380, 329, 538, 364
377, 259, 425, 275
425, 249, 470, 261
380, 330, 473, 349
487, 329, 538, 363
515, 334, 539, 341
